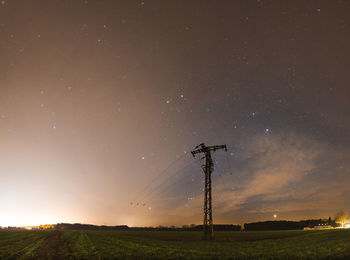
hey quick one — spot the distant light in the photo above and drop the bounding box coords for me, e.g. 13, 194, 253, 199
317, 8, 321, 12
265, 128, 270, 132
166, 100, 170, 104
252, 112, 256, 116
180, 94, 184, 98
52, 125, 57, 129
273, 214, 277, 219
141, 156, 145, 160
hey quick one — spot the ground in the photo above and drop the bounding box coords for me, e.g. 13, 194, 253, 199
1, 229, 350, 259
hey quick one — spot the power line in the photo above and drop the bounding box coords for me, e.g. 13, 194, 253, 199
130, 153, 187, 206
141, 160, 194, 203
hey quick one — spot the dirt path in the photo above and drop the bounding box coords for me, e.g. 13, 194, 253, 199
30, 230, 74, 260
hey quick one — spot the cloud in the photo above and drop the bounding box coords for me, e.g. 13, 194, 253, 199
159, 131, 350, 224
211, 132, 320, 210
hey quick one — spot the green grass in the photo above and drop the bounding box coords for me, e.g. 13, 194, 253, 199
1, 229, 350, 259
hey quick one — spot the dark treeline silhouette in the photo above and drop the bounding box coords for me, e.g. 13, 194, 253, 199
55, 223, 241, 231
132, 224, 241, 231
244, 218, 335, 231
43, 218, 337, 232
56, 223, 129, 230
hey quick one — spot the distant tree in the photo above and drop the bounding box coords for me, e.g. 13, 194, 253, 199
334, 211, 349, 227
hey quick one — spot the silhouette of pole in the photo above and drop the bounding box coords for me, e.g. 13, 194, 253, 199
191, 143, 227, 240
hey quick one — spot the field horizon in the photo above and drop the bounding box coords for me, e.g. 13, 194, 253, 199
1, 218, 337, 232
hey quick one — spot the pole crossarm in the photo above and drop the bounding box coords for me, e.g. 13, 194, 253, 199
191, 144, 227, 157
191, 143, 227, 240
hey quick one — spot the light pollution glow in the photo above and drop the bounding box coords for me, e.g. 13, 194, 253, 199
1, 1, 350, 227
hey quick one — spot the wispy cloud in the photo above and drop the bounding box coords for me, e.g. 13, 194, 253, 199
161, 132, 350, 224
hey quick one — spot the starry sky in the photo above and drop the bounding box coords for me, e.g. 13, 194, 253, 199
0, 0, 349, 227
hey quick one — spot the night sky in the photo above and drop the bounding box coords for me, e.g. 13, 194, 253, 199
0, 0, 349, 227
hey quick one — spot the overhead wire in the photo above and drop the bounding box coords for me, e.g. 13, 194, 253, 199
130, 153, 188, 206
132, 152, 206, 208
140, 159, 194, 204
129, 133, 235, 210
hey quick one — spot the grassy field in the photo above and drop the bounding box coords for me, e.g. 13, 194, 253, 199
1, 229, 350, 259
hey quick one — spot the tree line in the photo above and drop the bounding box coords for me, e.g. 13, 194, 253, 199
55, 219, 338, 231
55, 223, 241, 231
244, 219, 333, 231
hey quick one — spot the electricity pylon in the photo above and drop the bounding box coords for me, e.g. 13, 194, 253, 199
191, 143, 227, 240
